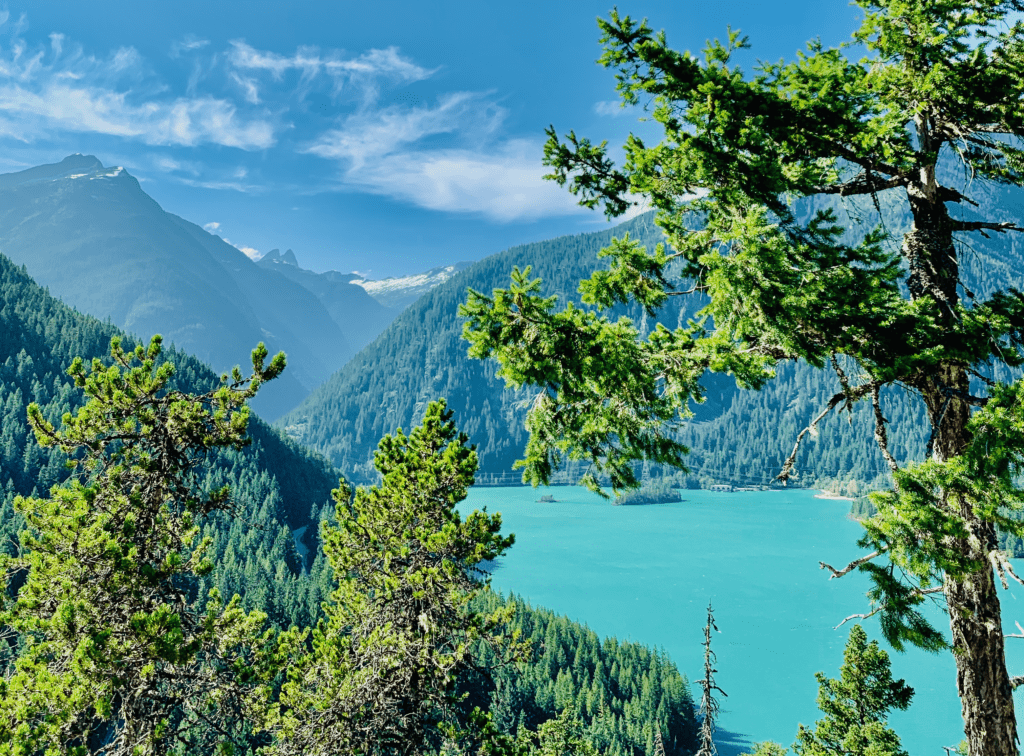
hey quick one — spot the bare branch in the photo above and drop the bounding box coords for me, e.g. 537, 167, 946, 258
952, 220, 1024, 235
992, 551, 1024, 591
834, 607, 882, 630
1011, 675, 1024, 690
967, 367, 995, 386
668, 285, 708, 296
830, 354, 854, 398
926, 394, 953, 459
815, 138, 906, 178
940, 383, 989, 407
777, 381, 875, 483
834, 586, 943, 630
871, 385, 900, 478
972, 124, 1023, 135
820, 549, 884, 579
809, 171, 909, 197
937, 185, 979, 207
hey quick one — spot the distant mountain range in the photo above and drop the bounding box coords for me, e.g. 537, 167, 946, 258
0, 155, 433, 420
352, 262, 473, 309
255, 248, 398, 356
6, 153, 1023, 500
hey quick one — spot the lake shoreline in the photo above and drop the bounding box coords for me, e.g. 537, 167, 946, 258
815, 490, 855, 502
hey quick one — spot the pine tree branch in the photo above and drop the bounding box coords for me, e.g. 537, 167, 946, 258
833, 587, 942, 630
815, 139, 906, 178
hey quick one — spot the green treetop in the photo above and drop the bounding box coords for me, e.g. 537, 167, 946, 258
262, 399, 516, 756
0, 336, 285, 755
794, 625, 913, 756
460, 2, 1024, 754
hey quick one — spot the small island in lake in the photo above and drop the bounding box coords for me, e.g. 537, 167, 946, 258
614, 481, 683, 506
537, 494, 557, 503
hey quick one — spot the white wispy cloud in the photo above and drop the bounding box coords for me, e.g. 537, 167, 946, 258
0, 29, 276, 150
307, 92, 502, 167
0, 17, 585, 219
228, 41, 433, 93
341, 141, 582, 221
305, 93, 583, 220
149, 154, 202, 175
0, 83, 275, 148
170, 36, 210, 58
230, 72, 261, 104
594, 99, 630, 117
203, 221, 221, 233
178, 176, 262, 193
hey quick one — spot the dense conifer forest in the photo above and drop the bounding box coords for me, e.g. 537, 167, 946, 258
0, 252, 337, 628
463, 593, 697, 756
281, 183, 1024, 497
0, 250, 697, 754
5, 1, 1024, 751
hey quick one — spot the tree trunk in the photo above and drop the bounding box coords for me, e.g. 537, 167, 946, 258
924, 363, 1019, 756
945, 564, 1018, 756
907, 144, 1020, 752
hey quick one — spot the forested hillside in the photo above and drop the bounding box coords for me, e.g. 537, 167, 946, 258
272, 216, 900, 490
0, 250, 338, 628
0, 251, 695, 753
462, 593, 697, 756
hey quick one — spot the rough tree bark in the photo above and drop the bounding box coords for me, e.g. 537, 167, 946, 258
908, 127, 1019, 753
926, 368, 1018, 756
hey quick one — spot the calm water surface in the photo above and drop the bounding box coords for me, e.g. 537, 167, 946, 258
461, 486, 1024, 755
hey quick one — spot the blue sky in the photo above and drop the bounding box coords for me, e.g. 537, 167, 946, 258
0, 0, 863, 277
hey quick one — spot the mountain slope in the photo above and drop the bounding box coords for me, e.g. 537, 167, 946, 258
278, 215, 704, 481
0, 155, 360, 419
257, 248, 397, 352
0, 250, 339, 627
279, 180, 1024, 493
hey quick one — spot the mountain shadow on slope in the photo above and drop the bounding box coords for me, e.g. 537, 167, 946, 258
0, 155, 384, 420
257, 248, 398, 352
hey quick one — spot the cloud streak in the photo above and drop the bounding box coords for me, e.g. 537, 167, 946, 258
0, 83, 275, 148
338, 141, 582, 221
0, 17, 587, 221
0, 28, 276, 149
306, 93, 584, 221
228, 42, 432, 83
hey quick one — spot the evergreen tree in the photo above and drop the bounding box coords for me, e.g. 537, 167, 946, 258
0, 335, 284, 755
524, 709, 601, 756
743, 745, 788, 756
460, 1, 1024, 752
262, 400, 516, 756
793, 625, 913, 756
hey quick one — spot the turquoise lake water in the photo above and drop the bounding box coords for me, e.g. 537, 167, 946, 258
461, 486, 1024, 755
